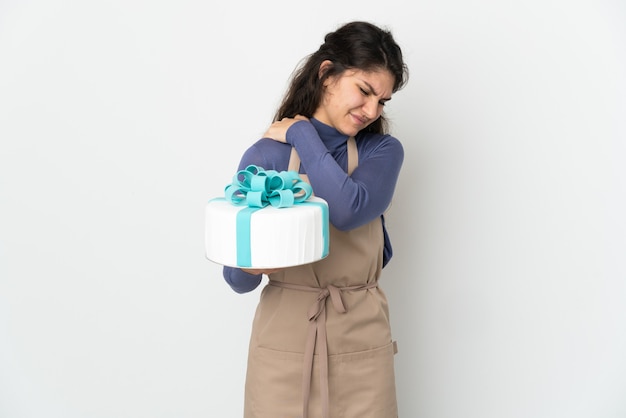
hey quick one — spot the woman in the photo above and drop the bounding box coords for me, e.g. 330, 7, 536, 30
223, 21, 409, 418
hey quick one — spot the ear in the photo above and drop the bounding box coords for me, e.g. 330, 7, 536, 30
318, 60, 333, 79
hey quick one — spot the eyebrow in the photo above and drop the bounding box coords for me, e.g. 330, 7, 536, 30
363, 80, 392, 102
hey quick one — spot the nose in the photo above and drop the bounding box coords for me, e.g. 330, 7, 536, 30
362, 98, 379, 120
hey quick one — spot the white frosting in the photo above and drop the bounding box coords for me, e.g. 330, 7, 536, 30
205, 196, 329, 268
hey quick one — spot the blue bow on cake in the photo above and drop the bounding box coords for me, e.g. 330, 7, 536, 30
224, 165, 312, 208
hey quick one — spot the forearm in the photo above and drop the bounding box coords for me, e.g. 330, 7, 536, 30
286, 121, 403, 230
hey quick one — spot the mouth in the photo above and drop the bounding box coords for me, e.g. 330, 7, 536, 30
351, 113, 368, 126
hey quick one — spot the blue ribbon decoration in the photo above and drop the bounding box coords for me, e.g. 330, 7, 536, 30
225, 165, 313, 208
223, 165, 319, 267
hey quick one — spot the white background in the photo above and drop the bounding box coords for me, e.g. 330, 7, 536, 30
1, 0, 625, 417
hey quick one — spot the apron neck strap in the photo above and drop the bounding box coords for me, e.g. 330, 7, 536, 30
288, 137, 357, 175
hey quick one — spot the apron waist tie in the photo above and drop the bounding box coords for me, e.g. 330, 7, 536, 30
268, 279, 379, 418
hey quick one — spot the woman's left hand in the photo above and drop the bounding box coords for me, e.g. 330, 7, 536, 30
263, 115, 309, 143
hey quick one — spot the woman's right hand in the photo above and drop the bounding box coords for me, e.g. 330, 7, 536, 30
263, 115, 309, 143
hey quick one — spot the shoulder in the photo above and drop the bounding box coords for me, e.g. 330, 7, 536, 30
249, 137, 289, 152
239, 138, 293, 171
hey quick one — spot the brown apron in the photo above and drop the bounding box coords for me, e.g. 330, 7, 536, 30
243, 138, 398, 418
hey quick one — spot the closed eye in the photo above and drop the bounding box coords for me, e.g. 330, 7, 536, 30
360, 87, 387, 107
359, 87, 391, 106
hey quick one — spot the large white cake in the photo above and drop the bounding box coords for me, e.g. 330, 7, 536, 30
205, 196, 329, 268
205, 165, 329, 269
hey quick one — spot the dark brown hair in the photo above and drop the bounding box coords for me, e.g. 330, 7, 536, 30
274, 21, 409, 134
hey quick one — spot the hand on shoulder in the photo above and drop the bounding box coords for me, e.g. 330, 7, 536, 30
263, 115, 309, 143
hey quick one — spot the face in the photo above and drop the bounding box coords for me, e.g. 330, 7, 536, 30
313, 66, 395, 137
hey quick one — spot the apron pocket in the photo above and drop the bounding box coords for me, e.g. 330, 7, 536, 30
329, 341, 398, 417
245, 347, 304, 418
246, 343, 398, 418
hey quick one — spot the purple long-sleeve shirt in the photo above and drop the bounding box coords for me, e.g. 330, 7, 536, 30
223, 118, 404, 293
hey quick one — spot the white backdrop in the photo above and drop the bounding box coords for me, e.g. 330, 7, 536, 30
1, 0, 625, 417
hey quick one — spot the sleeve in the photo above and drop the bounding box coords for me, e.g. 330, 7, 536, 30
223, 266, 263, 294
221, 141, 285, 293
286, 120, 404, 231
233, 140, 276, 171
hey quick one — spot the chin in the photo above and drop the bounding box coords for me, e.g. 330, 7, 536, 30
339, 126, 361, 137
